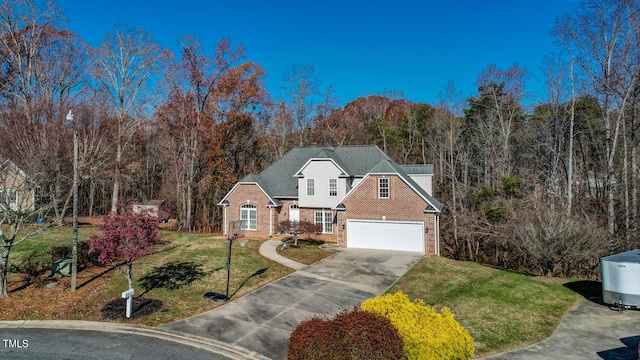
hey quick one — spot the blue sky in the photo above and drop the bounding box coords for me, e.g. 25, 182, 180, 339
58, 0, 577, 106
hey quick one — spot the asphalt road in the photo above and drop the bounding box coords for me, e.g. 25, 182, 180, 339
0, 328, 233, 360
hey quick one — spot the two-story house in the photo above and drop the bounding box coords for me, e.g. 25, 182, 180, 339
218, 145, 442, 255
0, 159, 36, 212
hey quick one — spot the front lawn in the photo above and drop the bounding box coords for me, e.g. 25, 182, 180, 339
275, 238, 334, 265
388, 256, 584, 357
1, 228, 293, 326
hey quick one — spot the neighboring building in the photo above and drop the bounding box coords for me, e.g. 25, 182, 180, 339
132, 199, 166, 219
0, 159, 36, 212
219, 145, 442, 255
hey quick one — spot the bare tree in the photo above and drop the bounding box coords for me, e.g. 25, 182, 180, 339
438, 81, 464, 251
281, 65, 319, 145
93, 23, 168, 213
0, 160, 51, 298
553, 0, 640, 235
0, 0, 89, 224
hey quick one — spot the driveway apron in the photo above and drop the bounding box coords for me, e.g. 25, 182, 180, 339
162, 248, 423, 360
484, 298, 640, 360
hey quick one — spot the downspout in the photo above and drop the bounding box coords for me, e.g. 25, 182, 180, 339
223, 205, 227, 236
435, 213, 440, 256
269, 207, 273, 237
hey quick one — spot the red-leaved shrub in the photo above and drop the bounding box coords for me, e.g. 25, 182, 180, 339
288, 307, 404, 360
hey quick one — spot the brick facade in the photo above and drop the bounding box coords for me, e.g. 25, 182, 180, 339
223, 176, 438, 254
224, 184, 273, 237
336, 175, 438, 255
224, 188, 339, 242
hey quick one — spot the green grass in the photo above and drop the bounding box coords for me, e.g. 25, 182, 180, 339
6, 227, 293, 326
388, 256, 584, 357
67, 231, 293, 326
276, 238, 334, 265
8, 225, 100, 269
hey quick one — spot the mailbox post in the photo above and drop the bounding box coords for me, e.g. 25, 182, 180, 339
122, 288, 134, 318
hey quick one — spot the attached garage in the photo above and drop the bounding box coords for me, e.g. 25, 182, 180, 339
346, 219, 425, 253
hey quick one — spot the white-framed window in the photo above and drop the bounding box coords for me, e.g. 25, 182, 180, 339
328, 178, 337, 197
378, 177, 389, 198
1, 189, 17, 211
307, 178, 315, 196
240, 204, 257, 230
314, 211, 333, 234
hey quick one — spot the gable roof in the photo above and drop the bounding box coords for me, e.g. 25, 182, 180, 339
246, 145, 391, 198
294, 148, 351, 177
220, 145, 441, 212
364, 159, 442, 211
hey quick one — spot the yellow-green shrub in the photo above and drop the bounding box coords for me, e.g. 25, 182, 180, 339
361, 292, 474, 360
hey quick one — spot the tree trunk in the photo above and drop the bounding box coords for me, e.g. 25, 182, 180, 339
567, 61, 575, 217
111, 140, 122, 213
0, 240, 10, 298
89, 179, 95, 217
623, 118, 630, 243
127, 261, 133, 290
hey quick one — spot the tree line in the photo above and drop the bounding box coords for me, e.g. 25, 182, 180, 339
1, 0, 638, 278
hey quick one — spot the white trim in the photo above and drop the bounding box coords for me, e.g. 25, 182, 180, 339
314, 210, 333, 234
333, 173, 441, 212
240, 204, 257, 230
218, 181, 278, 207
294, 158, 349, 177
306, 178, 315, 197
223, 206, 227, 235
289, 203, 300, 223
378, 177, 389, 198
269, 207, 273, 237
346, 219, 425, 253
435, 213, 440, 256
328, 178, 338, 197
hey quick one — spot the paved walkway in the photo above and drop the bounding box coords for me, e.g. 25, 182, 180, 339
162, 244, 423, 360
484, 298, 640, 360
258, 240, 306, 270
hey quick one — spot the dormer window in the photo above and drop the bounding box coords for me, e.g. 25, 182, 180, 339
378, 178, 389, 198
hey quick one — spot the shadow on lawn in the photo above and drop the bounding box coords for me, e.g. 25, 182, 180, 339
77, 264, 122, 290
228, 267, 269, 299
139, 261, 216, 296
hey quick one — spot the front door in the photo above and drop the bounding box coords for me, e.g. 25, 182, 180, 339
289, 204, 300, 223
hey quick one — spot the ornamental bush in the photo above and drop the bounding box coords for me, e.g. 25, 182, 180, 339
361, 292, 474, 360
287, 307, 404, 360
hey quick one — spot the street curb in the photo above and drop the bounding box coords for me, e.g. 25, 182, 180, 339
0, 320, 270, 360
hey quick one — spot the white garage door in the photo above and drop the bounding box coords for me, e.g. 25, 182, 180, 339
346, 220, 424, 253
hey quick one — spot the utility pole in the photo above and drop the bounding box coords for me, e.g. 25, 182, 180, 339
67, 110, 79, 291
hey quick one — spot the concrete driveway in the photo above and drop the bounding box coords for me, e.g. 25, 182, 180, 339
484, 298, 640, 360
162, 248, 423, 360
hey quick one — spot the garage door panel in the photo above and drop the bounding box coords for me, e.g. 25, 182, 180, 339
347, 220, 424, 253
